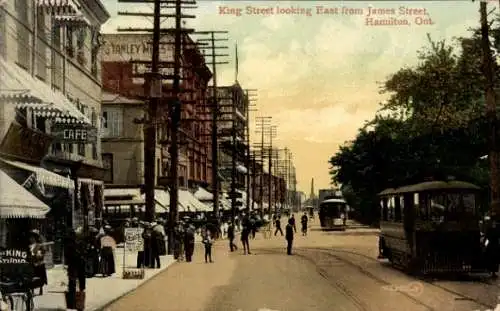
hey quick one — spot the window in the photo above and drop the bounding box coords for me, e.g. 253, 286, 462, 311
16, 0, 30, 69
394, 196, 402, 222
36, 8, 46, 80
76, 28, 86, 66
92, 143, 97, 160
380, 199, 388, 221
102, 108, 123, 138
77, 143, 85, 156
51, 23, 62, 89
102, 153, 113, 183
66, 25, 74, 58
0, 6, 6, 57
90, 29, 100, 77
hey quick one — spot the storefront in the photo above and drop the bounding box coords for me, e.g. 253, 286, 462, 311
0, 168, 50, 249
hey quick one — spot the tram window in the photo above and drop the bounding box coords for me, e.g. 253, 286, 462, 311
418, 193, 429, 220
381, 198, 388, 221
462, 193, 476, 215
394, 196, 402, 222
399, 196, 405, 219
388, 196, 395, 221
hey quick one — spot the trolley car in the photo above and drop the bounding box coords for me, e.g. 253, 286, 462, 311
319, 198, 347, 230
378, 180, 485, 274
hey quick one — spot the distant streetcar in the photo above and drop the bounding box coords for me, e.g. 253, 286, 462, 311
318, 198, 347, 230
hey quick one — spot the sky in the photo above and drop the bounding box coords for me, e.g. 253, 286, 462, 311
100, 0, 486, 193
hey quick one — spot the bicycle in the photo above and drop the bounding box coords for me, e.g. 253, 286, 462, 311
0, 279, 36, 311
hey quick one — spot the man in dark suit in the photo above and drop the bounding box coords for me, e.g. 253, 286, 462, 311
285, 218, 294, 255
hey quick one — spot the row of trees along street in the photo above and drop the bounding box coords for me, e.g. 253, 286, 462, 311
329, 22, 500, 225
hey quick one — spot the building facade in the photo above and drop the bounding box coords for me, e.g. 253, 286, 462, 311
0, 0, 109, 262
215, 83, 248, 193
100, 33, 212, 190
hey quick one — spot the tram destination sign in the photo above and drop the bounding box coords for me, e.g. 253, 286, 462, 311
51, 124, 98, 143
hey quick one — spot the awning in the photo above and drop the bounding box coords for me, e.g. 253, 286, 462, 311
54, 15, 90, 26
194, 187, 213, 201
104, 188, 141, 199
236, 164, 248, 174
0, 158, 74, 189
37, 0, 80, 15
0, 57, 90, 124
140, 190, 169, 213
0, 170, 50, 219
179, 190, 210, 212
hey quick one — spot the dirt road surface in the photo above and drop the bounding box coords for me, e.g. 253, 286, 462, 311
102, 217, 499, 311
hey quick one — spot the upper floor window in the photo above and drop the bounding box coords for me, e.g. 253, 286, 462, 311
76, 28, 87, 66
15, 0, 30, 69
90, 28, 100, 77
102, 107, 123, 138
102, 153, 113, 183
66, 25, 74, 58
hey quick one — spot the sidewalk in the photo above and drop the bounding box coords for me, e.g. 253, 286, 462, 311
34, 248, 176, 311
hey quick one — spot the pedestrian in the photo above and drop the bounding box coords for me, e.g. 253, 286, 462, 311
28, 230, 47, 295
241, 223, 251, 255
64, 227, 87, 311
485, 220, 500, 278
203, 230, 213, 263
301, 213, 308, 236
184, 224, 195, 262
98, 225, 116, 276
290, 214, 297, 233
286, 218, 294, 255
150, 222, 162, 268
250, 217, 256, 239
274, 216, 283, 236
228, 222, 238, 252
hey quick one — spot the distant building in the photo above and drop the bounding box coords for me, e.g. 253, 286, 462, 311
100, 32, 213, 189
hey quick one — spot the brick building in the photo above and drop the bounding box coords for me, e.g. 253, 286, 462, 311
100, 33, 212, 189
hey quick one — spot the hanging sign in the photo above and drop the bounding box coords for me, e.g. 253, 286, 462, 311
51, 124, 97, 143
0, 122, 53, 161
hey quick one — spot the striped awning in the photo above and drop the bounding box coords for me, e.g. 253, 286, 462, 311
54, 14, 90, 26
0, 157, 74, 189
37, 0, 80, 15
0, 57, 90, 124
0, 170, 50, 219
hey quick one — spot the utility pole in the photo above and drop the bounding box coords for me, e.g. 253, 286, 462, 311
255, 116, 272, 216
195, 31, 229, 227
479, 0, 500, 222
267, 126, 277, 219
117, 0, 195, 227
245, 89, 258, 212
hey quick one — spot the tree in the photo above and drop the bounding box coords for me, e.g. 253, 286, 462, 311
330, 33, 492, 224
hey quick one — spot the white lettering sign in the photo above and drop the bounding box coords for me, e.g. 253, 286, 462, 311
124, 228, 144, 252
101, 34, 174, 62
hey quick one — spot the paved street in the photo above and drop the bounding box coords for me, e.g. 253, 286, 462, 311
102, 218, 499, 311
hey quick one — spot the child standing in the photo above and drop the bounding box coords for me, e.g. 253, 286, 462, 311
203, 230, 213, 263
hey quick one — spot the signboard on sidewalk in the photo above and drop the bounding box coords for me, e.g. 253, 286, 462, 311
124, 228, 144, 252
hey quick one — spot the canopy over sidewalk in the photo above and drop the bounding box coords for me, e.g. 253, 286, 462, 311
0, 170, 50, 218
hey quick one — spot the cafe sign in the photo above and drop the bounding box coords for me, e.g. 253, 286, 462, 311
51, 124, 98, 143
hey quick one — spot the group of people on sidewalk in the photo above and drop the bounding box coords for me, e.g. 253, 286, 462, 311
63, 223, 118, 310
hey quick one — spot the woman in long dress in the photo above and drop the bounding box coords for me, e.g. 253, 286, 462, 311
98, 226, 116, 277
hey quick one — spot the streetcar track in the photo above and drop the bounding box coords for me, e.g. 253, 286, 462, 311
302, 247, 495, 310
259, 248, 370, 311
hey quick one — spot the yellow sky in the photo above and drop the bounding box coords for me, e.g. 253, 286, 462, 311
102, 1, 485, 192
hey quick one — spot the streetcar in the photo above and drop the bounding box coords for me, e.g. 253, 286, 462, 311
378, 180, 485, 274
318, 198, 347, 230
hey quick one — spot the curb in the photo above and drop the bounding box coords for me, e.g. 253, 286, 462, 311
92, 259, 177, 311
